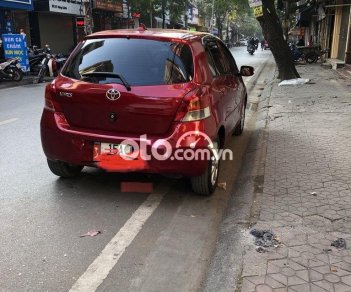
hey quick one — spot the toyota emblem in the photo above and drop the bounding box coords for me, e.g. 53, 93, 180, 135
106, 89, 121, 101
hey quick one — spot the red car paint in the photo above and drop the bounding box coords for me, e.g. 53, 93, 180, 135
40, 29, 249, 176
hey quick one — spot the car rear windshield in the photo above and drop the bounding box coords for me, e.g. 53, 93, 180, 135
62, 38, 194, 86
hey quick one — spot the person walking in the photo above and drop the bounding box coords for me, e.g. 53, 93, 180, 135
261, 39, 265, 50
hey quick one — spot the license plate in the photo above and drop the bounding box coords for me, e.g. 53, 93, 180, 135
100, 142, 132, 156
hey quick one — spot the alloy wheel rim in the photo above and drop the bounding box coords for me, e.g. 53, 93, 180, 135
210, 141, 219, 186
241, 102, 245, 130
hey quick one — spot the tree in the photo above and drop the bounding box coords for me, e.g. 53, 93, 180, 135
256, 0, 300, 80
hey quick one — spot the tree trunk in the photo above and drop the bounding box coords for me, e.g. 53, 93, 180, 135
257, 0, 300, 80
216, 16, 223, 39
162, 0, 166, 28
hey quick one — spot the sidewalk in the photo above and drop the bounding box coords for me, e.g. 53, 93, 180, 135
240, 64, 351, 292
0, 75, 34, 90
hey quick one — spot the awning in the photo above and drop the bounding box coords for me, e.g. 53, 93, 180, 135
296, 4, 316, 27
0, 0, 33, 10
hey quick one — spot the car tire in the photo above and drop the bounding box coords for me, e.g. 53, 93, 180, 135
234, 99, 246, 136
47, 159, 83, 178
191, 139, 220, 196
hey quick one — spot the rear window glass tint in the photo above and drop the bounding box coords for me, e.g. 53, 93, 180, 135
62, 38, 194, 86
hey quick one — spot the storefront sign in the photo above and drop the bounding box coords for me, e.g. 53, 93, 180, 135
0, 0, 33, 10
2, 34, 30, 72
48, 0, 83, 15
249, 0, 262, 8
253, 6, 263, 17
95, 0, 122, 12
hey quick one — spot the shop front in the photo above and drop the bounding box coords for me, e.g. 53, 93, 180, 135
0, 0, 33, 45
32, 0, 84, 54
93, 0, 123, 32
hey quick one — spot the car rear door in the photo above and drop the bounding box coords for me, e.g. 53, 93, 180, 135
203, 37, 237, 133
216, 40, 245, 127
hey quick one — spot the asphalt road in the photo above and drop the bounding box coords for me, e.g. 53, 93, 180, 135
0, 46, 273, 292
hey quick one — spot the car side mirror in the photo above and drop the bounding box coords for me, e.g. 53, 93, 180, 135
239, 66, 254, 77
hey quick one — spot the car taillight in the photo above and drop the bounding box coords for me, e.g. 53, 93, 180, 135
174, 88, 211, 122
44, 83, 61, 112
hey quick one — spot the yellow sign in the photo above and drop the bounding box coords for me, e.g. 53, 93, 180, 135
254, 6, 263, 17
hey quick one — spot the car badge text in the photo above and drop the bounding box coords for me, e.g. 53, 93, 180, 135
59, 92, 73, 97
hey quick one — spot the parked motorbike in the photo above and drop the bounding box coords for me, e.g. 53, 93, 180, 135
34, 52, 67, 83
0, 58, 24, 81
28, 46, 46, 74
247, 44, 255, 55
289, 43, 318, 64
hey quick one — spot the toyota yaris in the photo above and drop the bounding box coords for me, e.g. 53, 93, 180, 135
40, 27, 254, 195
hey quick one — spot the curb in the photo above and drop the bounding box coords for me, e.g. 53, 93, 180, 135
202, 62, 277, 292
245, 58, 271, 94
0, 76, 34, 90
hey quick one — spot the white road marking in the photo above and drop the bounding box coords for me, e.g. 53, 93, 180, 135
0, 118, 18, 126
69, 187, 167, 292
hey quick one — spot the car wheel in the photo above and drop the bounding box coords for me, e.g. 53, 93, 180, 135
47, 159, 83, 178
234, 99, 246, 136
191, 139, 220, 196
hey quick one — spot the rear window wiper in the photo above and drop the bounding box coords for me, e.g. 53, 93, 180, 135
81, 72, 131, 91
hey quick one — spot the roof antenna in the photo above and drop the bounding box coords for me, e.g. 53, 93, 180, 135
137, 23, 147, 31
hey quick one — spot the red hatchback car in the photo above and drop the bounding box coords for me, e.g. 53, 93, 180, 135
40, 28, 254, 195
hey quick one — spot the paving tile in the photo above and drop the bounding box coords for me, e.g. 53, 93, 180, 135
241, 278, 256, 292
288, 275, 307, 286
256, 284, 274, 292
237, 66, 351, 292
341, 274, 351, 286
296, 270, 310, 282
333, 283, 351, 292
265, 275, 286, 289
270, 273, 288, 286
312, 280, 334, 292
245, 275, 266, 285
289, 283, 311, 292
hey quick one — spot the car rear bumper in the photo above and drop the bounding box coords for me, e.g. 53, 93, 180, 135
40, 110, 218, 176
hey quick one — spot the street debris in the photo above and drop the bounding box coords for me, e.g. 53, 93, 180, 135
250, 229, 281, 248
270, 115, 283, 121
218, 182, 227, 190
310, 192, 318, 196
331, 95, 339, 98
331, 238, 346, 249
278, 78, 310, 87
80, 230, 102, 237
256, 246, 266, 253
323, 248, 332, 253
331, 266, 338, 272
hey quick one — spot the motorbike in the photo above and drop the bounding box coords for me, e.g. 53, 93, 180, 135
34, 51, 67, 83
28, 46, 46, 74
289, 43, 318, 64
247, 44, 255, 55
0, 58, 24, 81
